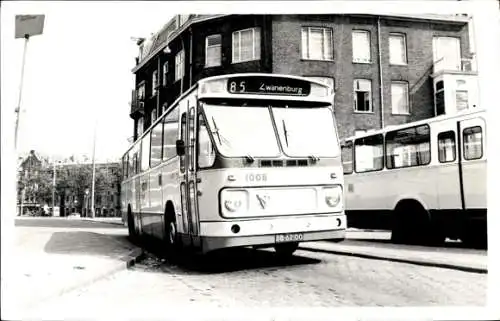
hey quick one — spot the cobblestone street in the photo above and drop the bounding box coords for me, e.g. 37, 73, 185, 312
33, 244, 487, 317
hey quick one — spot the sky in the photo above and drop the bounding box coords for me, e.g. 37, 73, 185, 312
1, 1, 176, 162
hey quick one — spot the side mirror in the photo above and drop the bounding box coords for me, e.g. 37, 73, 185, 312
176, 139, 185, 156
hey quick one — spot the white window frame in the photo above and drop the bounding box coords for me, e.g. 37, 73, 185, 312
301, 27, 334, 61
205, 34, 222, 67
175, 50, 185, 81
352, 30, 371, 63
353, 79, 373, 113
232, 27, 261, 63
391, 81, 410, 115
162, 62, 168, 86
152, 70, 158, 96
137, 83, 146, 100
389, 33, 407, 65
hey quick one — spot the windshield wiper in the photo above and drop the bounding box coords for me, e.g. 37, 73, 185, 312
282, 119, 289, 147
210, 116, 255, 163
211, 116, 222, 144
308, 155, 320, 163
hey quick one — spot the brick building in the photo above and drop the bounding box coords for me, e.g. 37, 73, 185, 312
130, 14, 478, 141
17, 150, 44, 215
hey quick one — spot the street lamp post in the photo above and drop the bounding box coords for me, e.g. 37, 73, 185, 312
14, 15, 45, 151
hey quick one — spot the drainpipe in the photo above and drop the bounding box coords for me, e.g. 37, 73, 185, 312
157, 56, 160, 117
377, 16, 385, 129
189, 27, 193, 87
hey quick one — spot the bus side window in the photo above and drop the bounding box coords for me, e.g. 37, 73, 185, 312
354, 134, 384, 173
198, 114, 215, 168
386, 124, 430, 169
438, 131, 456, 163
341, 141, 353, 174
463, 126, 483, 160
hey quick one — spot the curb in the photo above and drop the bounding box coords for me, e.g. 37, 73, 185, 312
298, 245, 487, 274
28, 247, 144, 309
81, 218, 124, 226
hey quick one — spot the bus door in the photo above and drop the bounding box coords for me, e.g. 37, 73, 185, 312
459, 117, 486, 210
179, 104, 200, 244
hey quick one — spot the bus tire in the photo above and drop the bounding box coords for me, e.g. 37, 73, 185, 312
127, 208, 138, 243
274, 242, 299, 258
164, 204, 179, 258
391, 201, 428, 245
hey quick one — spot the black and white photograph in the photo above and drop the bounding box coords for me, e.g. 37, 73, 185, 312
1, 1, 498, 320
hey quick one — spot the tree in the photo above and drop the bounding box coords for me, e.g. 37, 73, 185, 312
55, 164, 106, 215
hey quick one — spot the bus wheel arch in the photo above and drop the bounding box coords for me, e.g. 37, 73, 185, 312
127, 205, 138, 242
391, 199, 429, 244
164, 201, 178, 250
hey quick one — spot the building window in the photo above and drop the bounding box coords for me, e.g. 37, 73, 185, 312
352, 30, 371, 63
354, 134, 384, 173
152, 70, 158, 96
456, 90, 469, 111
175, 50, 185, 81
150, 121, 163, 167
391, 82, 410, 115
353, 79, 372, 112
463, 126, 483, 160
137, 83, 145, 100
301, 27, 333, 61
137, 118, 144, 137
341, 141, 353, 174
389, 33, 407, 65
162, 62, 168, 86
232, 28, 261, 63
386, 124, 431, 169
205, 34, 222, 67
438, 131, 456, 163
151, 108, 157, 123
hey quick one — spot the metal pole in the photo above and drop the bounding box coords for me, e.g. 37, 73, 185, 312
90, 123, 97, 218
14, 35, 30, 151
52, 160, 56, 216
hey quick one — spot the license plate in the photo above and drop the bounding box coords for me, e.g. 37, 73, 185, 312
275, 233, 304, 243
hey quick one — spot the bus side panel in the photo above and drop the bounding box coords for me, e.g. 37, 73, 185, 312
432, 120, 462, 210
460, 118, 487, 210
161, 159, 183, 234
148, 165, 164, 239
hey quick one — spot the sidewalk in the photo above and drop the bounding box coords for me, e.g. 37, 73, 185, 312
299, 240, 487, 273
3, 217, 142, 319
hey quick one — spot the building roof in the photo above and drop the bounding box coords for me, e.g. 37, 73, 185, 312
132, 13, 469, 74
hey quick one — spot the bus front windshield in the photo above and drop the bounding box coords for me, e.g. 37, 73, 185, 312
202, 104, 340, 158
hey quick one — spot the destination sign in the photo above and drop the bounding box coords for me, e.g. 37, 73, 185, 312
226, 76, 311, 96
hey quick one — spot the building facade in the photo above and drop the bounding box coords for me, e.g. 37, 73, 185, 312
130, 14, 478, 141
17, 150, 44, 215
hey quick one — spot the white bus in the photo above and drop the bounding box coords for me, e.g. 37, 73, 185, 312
121, 73, 346, 257
341, 109, 487, 247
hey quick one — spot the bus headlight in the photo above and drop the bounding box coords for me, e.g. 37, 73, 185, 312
323, 185, 342, 209
221, 190, 248, 216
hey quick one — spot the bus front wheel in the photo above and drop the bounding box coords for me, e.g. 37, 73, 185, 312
127, 211, 138, 242
274, 242, 299, 258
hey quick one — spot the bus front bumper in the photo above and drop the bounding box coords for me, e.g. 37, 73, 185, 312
200, 229, 345, 253
199, 213, 346, 253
